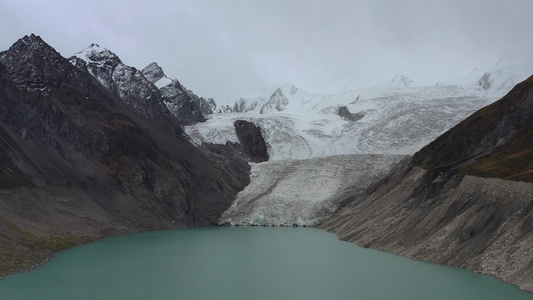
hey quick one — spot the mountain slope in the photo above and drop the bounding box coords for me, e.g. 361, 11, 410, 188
69, 44, 179, 127
320, 75, 533, 292
0, 34, 250, 276
413, 75, 533, 182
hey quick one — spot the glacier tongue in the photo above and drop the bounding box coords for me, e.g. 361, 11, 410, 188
219, 154, 406, 226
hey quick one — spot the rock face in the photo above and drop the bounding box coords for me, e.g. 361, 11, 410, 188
141, 62, 213, 125
412, 75, 533, 182
337, 106, 364, 122
69, 44, 176, 127
0, 34, 250, 276
70, 47, 212, 126
233, 120, 269, 163
320, 75, 533, 292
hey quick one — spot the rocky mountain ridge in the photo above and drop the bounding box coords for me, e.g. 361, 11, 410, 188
0, 34, 250, 276
320, 75, 533, 292
70, 45, 212, 125
141, 62, 214, 124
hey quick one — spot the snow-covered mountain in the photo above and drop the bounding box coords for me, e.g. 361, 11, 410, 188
70, 45, 212, 125
187, 66, 533, 161
185, 65, 533, 226
436, 64, 533, 97
69, 44, 172, 123
217, 96, 268, 114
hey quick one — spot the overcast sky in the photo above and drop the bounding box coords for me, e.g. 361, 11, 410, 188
1, 0, 533, 103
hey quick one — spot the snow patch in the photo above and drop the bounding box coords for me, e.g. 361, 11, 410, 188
154, 76, 173, 89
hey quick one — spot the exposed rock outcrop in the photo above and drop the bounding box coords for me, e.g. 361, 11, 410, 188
141, 62, 212, 125
337, 106, 364, 122
233, 120, 269, 163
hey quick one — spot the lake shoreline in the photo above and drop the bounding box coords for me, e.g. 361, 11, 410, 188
2, 226, 532, 300
1, 224, 532, 297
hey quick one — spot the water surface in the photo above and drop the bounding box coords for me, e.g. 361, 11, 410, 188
1, 227, 532, 300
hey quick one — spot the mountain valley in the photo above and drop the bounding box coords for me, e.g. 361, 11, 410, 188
2, 33, 533, 294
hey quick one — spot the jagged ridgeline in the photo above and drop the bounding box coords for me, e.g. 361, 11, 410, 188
0, 34, 250, 276
69, 43, 215, 125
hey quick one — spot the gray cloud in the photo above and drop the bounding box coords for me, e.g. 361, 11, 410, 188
1, 0, 533, 103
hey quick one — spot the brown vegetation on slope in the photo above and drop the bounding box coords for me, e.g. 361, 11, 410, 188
412, 75, 533, 182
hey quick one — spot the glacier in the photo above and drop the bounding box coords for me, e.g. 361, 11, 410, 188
219, 154, 406, 226
184, 65, 533, 226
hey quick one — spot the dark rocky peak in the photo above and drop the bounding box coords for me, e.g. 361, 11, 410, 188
0, 34, 250, 225
141, 62, 211, 125
0, 35, 98, 95
70, 45, 179, 125
141, 62, 166, 84
193, 94, 214, 116
0, 36, 252, 277
159, 80, 207, 125
6, 34, 47, 54
71, 44, 211, 126
0, 35, 137, 165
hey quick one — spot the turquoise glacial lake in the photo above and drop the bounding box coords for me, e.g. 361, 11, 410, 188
1, 227, 532, 300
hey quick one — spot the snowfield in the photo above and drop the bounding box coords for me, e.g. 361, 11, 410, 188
184, 65, 533, 226
187, 84, 500, 160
